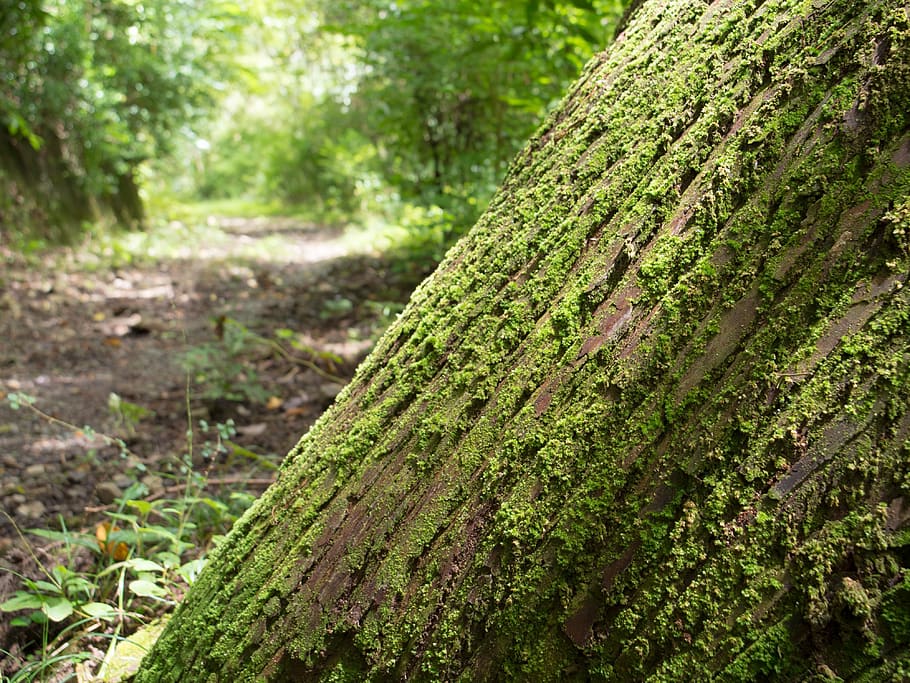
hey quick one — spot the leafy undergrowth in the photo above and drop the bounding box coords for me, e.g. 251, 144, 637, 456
1, 456, 253, 682
0, 204, 439, 680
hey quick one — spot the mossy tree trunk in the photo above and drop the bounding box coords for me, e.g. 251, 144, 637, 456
138, 0, 910, 679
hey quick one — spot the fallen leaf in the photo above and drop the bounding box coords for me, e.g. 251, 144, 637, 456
104, 337, 122, 348
96, 521, 129, 561
98, 617, 169, 683
266, 396, 283, 410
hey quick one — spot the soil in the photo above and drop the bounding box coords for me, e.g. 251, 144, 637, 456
0, 214, 432, 673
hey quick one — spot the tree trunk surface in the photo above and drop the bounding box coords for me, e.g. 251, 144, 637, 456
138, 0, 910, 679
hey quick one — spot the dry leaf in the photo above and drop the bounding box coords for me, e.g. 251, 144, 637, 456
96, 521, 129, 560
266, 396, 283, 410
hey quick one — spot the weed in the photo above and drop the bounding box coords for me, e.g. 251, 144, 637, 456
180, 316, 344, 405
0, 394, 260, 680
107, 393, 155, 439
180, 320, 272, 404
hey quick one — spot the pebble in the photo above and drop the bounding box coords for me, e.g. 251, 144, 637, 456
1, 482, 24, 496
114, 474, 135, 490
68, 469, 88, 483
15, 500, 46, 519
141, 474, 164, 493
95, 482, 123, 504
24, 463, 46, 477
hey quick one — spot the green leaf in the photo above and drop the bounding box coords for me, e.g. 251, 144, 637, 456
154, 551, 182, 569
31, 580, 63, 594
106, 511, 140, 523
43, 596, 74, 622
52, 564, 72, 584
177, 559, 207, 584
126, 558, 166, 573
28, 527, 97, 550
195, 497, 229, 514
127, 499, 153, 516
0, 592, 45, 612
64, 575, 98, 598
81, 602, 120, 621
129, 579, 168, 599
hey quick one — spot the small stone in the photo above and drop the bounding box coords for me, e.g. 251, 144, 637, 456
15, 500, 46, 519
141, 475, 164, 493
113, 474, 134, 490
25, 463, 46, 477
95, 482, 123, 504
8, 493, 26, 505
68, 469, 88, 483
1, 482, 24, 496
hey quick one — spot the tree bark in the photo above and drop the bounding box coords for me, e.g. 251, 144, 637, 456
138, 0, 910, 679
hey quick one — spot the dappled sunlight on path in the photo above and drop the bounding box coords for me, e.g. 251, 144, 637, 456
166, 216, 354, 265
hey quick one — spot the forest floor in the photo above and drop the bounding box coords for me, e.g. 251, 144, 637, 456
0, 211, 434, 674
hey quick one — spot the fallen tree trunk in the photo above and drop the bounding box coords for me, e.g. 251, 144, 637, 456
138, 0, 910, 679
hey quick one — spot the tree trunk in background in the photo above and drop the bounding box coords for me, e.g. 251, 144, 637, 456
138, 0, 910, 679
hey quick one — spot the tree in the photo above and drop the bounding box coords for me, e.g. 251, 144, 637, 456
138, 0, 910, 679
190, 0, 626, 234
326, 0, 626, 200
0, 0, 244, 242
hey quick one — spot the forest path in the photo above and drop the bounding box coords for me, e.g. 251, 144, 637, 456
0, 213, 430, 622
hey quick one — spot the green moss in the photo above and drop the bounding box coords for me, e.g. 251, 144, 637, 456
136, 0, 910, 680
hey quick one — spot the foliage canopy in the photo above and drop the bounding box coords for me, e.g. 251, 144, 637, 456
0, 0, 244, 242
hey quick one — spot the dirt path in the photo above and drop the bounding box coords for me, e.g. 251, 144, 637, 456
0, 214, 430, 661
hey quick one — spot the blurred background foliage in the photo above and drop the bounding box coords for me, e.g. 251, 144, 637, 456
2, 0, 627, 253
0, 0, 245, 245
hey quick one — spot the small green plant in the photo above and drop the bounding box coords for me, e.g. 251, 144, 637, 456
0, 485, 250, 680
107, 392, 155, 438
180, 317, 345, 404
0, 395, 260, 680
180, 319, 272, 404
